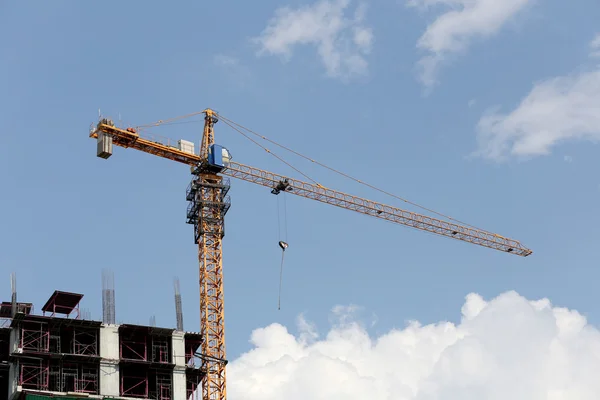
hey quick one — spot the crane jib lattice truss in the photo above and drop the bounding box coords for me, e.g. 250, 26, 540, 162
90, 109, 532, 400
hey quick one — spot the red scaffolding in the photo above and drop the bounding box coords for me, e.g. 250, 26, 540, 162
20, 322, 49, 353
14, 311, 101, 395
19, 359, 49, 391
184, 332, 203, 400
73, 328, 98, 355
118, 325, 174, 400
184, 334, 202, 368
120, 366, 148, 398
77, 365, 99, 393
0, 302, 32, 318
186, 371, 202, 400
154, 372, 172, 400
120, 336, 148, 361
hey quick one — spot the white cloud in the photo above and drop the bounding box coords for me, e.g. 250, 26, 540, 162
253, 0, 373, 80
475, 71, 600, 160
474, 35, 600, 161
590, 33, 600, 58
213, 54, 252, 87
408, 0, 533, 88
214, 54, 240, 67
228, 290, 600, 399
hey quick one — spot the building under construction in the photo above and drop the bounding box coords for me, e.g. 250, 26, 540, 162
0, 274, 202, 400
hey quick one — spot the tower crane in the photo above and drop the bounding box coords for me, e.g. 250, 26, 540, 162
90, 108, 532, 400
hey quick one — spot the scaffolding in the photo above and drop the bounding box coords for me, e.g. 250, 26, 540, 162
62, 364, 78, 392
49, 326, 60, 353
21, 322, 49, 353
19, 359, 49, 391
78, 365, 99, 393
186, 370, 202, 400
184, 333, 203, 400
121, 367, 149, 398
152, 372, 172, 400
73, 328, 98, 355
49, 364, 60, 392
47, 362, 99, 394
121, 335, 147, 361
151, 336, 170, 364
184, 335, 202, 367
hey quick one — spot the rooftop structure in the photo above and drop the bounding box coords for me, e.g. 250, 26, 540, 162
41, 291, 83, 318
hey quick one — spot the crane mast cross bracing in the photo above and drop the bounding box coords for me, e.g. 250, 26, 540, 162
90, 110, 532, 400
196, 112, 227, 400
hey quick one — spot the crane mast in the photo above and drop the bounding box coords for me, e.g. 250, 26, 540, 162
90, 109, 532, 400
190, 110, 228, 400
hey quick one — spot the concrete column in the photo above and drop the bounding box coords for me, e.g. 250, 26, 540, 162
100, 361, 119, 397
172, 331, 185, 366
8, 363, 19, 400
8, 326, 20, 400
100, 324, 120, 396
9, 328, 19, 353
172, 331, 187, 400
172, 366, 187, 400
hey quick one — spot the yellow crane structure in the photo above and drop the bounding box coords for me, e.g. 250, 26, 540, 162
90, 108, 532, 400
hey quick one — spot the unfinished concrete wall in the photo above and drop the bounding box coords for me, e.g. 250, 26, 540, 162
172, 331, 185, 367
100, 360, 119, 397
100, 324, 119, 360
100, 324, 119, 396
172, 333, 188, 400
8, 328, 18, 354
7, 327, 19, 400
172, 367, 187, 400
7, 363, 18, 400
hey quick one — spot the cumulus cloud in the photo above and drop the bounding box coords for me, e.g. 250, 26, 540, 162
408, 0, 533, 88
213, 54, 252, 87
214, 54, 240, 67
253, 0, 373, 80
591, 33, 600, 58
474, 35, 600, 161
228, 291, 600, 399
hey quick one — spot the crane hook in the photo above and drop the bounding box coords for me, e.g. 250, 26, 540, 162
277, 241, 289, 311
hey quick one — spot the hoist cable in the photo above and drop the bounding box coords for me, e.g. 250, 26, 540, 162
283, 193, 288, 242
277, 196, 281, 241
278, 250, 285, 311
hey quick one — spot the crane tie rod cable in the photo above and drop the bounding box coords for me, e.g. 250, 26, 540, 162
134, 110, 493, 234
137, 111, 206, 129
135, 111, 320, 186
217, 113, 490, 233
218, 118, 321, 186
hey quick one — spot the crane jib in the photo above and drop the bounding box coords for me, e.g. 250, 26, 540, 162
90, 123, 531, 257
221, 162, 532, 257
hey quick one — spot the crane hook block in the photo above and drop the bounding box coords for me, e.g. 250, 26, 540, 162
279, 241, 288, 251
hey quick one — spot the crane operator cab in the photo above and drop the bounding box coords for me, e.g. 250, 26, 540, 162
206, 144, 232, 173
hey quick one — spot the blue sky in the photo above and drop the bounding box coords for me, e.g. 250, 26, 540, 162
2, 1, 600, 396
